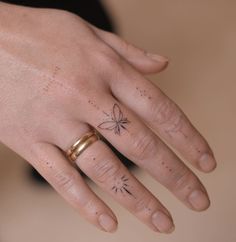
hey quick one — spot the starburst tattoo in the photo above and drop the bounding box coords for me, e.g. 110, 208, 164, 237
111, 175, 136, 198
97, 103, 130, 135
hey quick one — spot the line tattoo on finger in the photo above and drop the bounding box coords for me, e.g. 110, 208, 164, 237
111, 175, 136, 199
97, 103, 130, 135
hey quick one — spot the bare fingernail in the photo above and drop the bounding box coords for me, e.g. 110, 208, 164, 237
152, 211, 175, 233
188, 189, 210, 211
98, 214, 117, 233
199, 153, 217, 172
146, 53, 169, 63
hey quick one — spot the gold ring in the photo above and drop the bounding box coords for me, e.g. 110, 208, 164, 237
66, 130, 100, 162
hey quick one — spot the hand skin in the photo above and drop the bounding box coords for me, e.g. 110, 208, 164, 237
0, 2, 216, 234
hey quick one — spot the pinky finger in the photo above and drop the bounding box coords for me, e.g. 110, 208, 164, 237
29, 142, 118, 233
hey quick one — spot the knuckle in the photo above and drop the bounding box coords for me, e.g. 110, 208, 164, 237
122, 40, 145, 57
170, 167, 192, 191
95, 47, 124, 75
133, 194, 155, 214
73, 195, 93, 212
130, 131, 157, 162
152, 99, 178, 126
54, 169, 78, 192
98, 47, 122, 67
120, 38, 133, 53
164, 112, 184, 134
81, 196, 95, 210
104, 31, 134, 56
92, 159, 120, 183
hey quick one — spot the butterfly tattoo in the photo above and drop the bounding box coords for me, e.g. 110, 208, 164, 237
97, 103, 130, 135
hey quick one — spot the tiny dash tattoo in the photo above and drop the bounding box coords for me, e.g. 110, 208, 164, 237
112, 175, 136, 198
97, 103, 130, 135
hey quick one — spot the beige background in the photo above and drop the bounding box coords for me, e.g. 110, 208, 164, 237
0, 0, 235, 241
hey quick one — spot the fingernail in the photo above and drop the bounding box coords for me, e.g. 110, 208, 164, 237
188, 189, 210, 211
199, 153, 217, 172
98, 214, 117, 233
146, 52, 169, 63
152, 211, 175, 233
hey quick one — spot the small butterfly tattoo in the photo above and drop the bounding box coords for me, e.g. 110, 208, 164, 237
97, 103, 130, 135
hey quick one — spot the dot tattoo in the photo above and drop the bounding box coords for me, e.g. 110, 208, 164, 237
161, 161, 172, 172
97, 103, 130, 135
45, 161, 52, 169
136, 86, 152, 100
41, 65, 76, 96
143, 206, 153, 215
111, 175, 136, 198
88, 99, 100, 110
42, 66, 61, 93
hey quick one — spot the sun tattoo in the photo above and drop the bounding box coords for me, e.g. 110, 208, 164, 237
97, 103, 130, 135
111, 175, 136, 198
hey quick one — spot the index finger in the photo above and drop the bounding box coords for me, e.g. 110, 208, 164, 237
109, 64, 217, 173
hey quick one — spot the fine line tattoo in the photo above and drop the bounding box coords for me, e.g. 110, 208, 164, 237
111, 175, 136, 198
97, 103, 130, 135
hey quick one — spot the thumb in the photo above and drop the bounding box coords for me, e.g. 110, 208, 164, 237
91, 26, 169, 75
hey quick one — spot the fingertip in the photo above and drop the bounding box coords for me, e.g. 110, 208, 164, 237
146, 53, 169, 63
142, 58, 169, 75
199, 153, 217, 173
151, 210, 175, 234
109, 222, 118, 233
98, 213, 118, 233
159, 60, 169, 71
188, 189, 211, 211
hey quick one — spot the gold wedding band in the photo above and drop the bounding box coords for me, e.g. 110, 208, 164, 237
66, 130, 100, 162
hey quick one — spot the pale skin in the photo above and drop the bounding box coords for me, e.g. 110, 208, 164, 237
0, 2, 217, 234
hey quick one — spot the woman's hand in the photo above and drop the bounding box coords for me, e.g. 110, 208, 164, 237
0, 3, 216, 233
